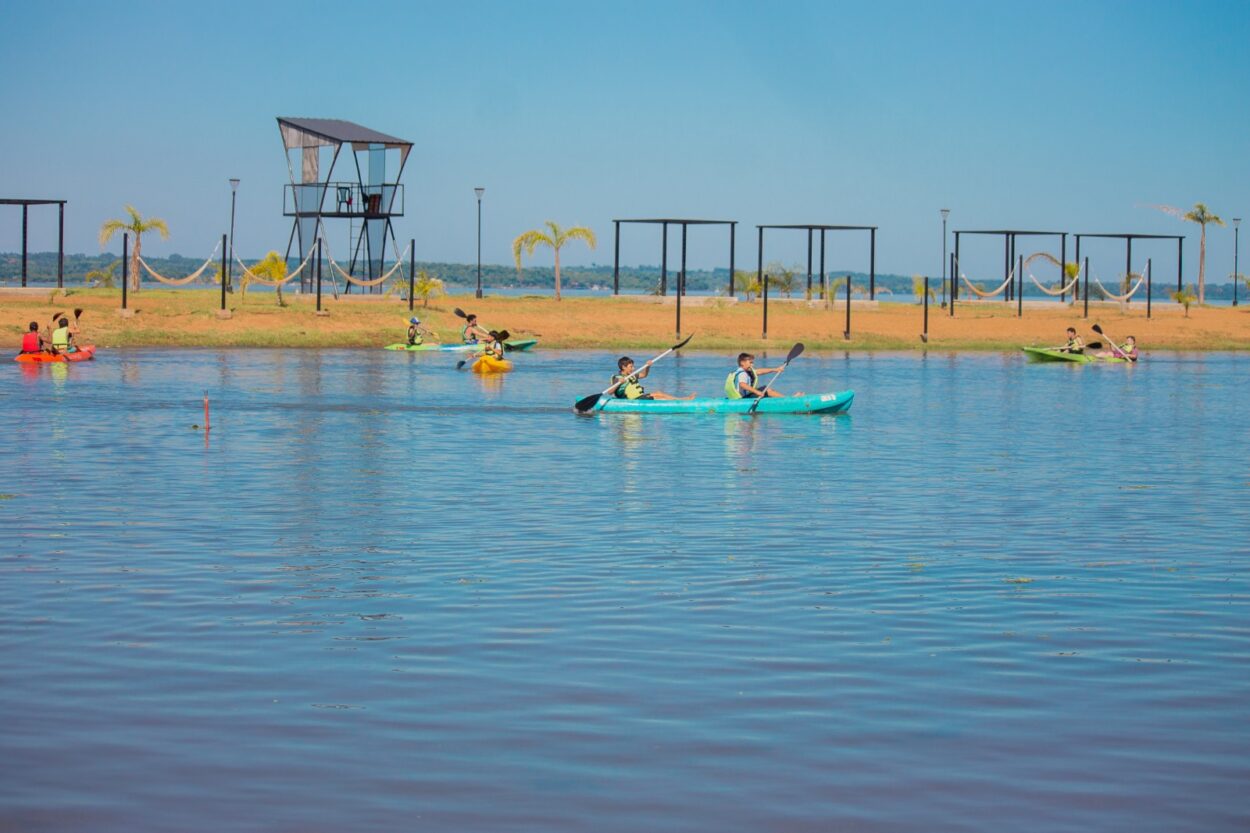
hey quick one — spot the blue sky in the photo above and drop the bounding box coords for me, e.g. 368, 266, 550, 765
2, 0, 1247, 280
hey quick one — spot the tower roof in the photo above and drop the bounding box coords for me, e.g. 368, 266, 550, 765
277, 117, 412, 151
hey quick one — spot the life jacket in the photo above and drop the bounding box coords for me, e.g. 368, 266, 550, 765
51, 326, 71, 349
407, 326, 422, 346
724, 367, 757, 399
1066, 338, 1083, 352
1120, 343, 1137, 360
612, 374, 645, 399
461, 324, 477, 344
20, 332, 40, 353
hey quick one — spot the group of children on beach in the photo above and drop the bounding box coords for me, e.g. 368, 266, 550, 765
608, 352, 804, 401
1054, 327, 1139, 361
18, 318, 79, 356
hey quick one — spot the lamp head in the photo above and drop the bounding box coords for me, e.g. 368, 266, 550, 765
1234, 217, 1241, 229
940, 208, 950, 220
229, 178, 240, 192
475, 187, 485, 200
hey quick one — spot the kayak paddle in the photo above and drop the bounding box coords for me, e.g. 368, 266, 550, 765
747, 343, 804, 414
1091, 324, 1128, 360
574, 334, 694, 414
457, 330, 510, 369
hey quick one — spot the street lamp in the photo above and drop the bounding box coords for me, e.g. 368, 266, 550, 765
1234, 217, 1241, 307
474, 187, 485, 299
940, 208, 950, 308
228, 178, 240, 294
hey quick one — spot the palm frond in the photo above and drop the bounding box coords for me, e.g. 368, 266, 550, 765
1147, 203, 1185, 220
513, 230, 553, 272
125, 204, 143, 227
143, 217, 171, 239
98, 219, 127, 247
562, 226, 597, 250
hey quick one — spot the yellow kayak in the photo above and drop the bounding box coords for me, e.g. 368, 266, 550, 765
471, 354, 513, 374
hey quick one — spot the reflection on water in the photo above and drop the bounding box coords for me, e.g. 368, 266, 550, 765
1, 348, 1248, 833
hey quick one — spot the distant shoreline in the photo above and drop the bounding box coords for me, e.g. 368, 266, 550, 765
3, 287, 1247, 352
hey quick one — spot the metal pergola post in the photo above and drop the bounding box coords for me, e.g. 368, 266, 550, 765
122, 233, 129, 310
660, 222, 668, 296
613, 220, 620, 295
677, 223, 686, 338
728, 222, 736, 297
1147, 257, 1153, 319
806, 229, 813, 297
869, 227, 876, 300
1017, 254, 1023, 318
953, 232, 961, 305
1083, 257, 1090, 319
406, 237, 414, 312
21, 204, 27, 288
1177, 238, 1183, 292
57, 204, 64, 289
762, 271, 769, 339
819, 230, 826, 301
1060, 233, 1067, 303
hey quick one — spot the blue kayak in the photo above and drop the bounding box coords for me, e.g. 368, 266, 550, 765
584, 390, 855, 415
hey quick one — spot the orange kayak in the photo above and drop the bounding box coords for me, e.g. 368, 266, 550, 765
14, 345, 96, 363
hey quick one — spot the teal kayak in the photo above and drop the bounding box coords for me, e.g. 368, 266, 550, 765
585, 390, 854, 415
1022, 347, 1126, 364
385, 338, 538, 353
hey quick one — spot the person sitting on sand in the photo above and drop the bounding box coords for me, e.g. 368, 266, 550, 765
19, 322, 47, 354
610, 356, 693, 401
1098, 335, 1138, 362
461, 314, 491, 344
725, 352, 801, 399
49, 317, 76, 354
1057, 327, 1084, 353
406, 317, 432, 347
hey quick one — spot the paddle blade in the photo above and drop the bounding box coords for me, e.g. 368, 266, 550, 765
51, 310, 64, 323
456, 359, 469, 370
496, 330, 510, 342
673, 334, 694, 351
73, 308, 83, 320
786, 342, 805, 363
1092, 324, 1104, 335
454, 308, 467, 319
1087, 341, 1103, 350
574, 393, 601, 413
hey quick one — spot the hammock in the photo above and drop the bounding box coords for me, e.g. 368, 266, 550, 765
1024, 251, 1080, 297
1093, 273, 1146, 302
234, 246, 315, 287
137, 239, 222, 286
954, 257, 1015, 298
321, 235, 408, 288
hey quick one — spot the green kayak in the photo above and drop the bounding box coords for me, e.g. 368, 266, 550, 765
384, 338, 539, 353
584, 390, 855, 415
1022, 347, 1126, 364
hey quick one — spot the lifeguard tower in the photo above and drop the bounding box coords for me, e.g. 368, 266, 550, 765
278, 117, 412, 290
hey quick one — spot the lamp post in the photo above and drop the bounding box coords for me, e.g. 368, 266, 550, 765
940, 208, 950, 307
474, 187, 485, 299
228, 178, 240, 293
1234, 217, 1241, 307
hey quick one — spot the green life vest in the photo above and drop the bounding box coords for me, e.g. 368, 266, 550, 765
51, 326, 70, 349
461, 324, 476, 344
612, 374, 645, 399
724, 368, 756, 399
407, 326, 422, 346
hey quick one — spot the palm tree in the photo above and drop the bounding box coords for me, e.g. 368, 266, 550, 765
84, 259, 121, 288
247, 251, 290, 306
1152, 203, 1224, 303
98, 205, 170, 292
512, 221, 596, 301
733, 270, 760, 301
1171, 286, 1197, 317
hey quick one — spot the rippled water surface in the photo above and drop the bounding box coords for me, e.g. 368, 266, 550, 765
2, 348, 1248, 832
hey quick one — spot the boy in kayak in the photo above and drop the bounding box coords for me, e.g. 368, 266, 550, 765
406, 317, 432, 347
1056, 327, 1084, 353
19, 322, 47, 354
726, 353, 801, 398
610, 356, 693, 401
461, 313, 491, 344
481, 331, 506, 360
1098, 335, 1138, 362
50, 316, 77, 354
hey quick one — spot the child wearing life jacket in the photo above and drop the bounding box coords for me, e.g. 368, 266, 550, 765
406, 317, 431, 346
725, 352, 800, 398
610, 356, 692, 401
19, 322, 47, 354
49, 317, 76, 354
1058, 327, 1084, 353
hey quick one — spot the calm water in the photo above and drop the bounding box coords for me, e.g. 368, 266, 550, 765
1, 348, 1247, 832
